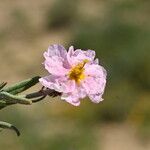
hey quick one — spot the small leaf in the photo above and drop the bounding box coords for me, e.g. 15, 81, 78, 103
0, 82, 7, 90
3, 76, 40, 95
0, 121, 20, 136
0, 91, 32, 105
0, 100, 7, 110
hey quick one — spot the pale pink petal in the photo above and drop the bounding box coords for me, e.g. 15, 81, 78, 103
44, 44, 67, 58
61, 84, 87, 106
82, 75, 106, 95
67, 48, 96, 66
89, 93, 104, 103
67, 46, 74, 66
77, 85, 87, 99
44, 57, 69, 76
39, 75, 76, 93
81, 75, 106, 103
39, 75, 62, 92
61, 93, 80, 106
60, 79, 76, 93
84, 50, 95, 60
84, 63, 107, 78
93, 58, 99, 64
73, 49, 95, 61
44, 44, 70, 75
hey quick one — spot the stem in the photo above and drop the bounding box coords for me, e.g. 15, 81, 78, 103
25, 88, 61, 102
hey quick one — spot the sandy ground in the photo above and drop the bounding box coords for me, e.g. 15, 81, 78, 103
99, 124, 150, 150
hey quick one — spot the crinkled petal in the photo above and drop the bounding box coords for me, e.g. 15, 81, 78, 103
84, 63, 107, 78
44, 44, 70, 75
44, 57, 69, 76
81, 75, 106, 103
44, 44, 67, 58
39, 75, 61, 92
60, 79, 76, 93
39, 76, 76, 93
61, 93, 80, 106
61, 84, 86, 106
89, 93, 104, 103
82, 76, 106, 95
67, 48, 96, 66
84, 50, 95, 60
93, 58, 99, 64
77, 85, 87, 99
67, 46, 74, 66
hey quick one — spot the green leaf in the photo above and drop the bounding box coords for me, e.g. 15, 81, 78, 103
0, 82, 7, 90
0, 100, 7, 110
0, 121, 20, 136
0, 91, 32, 105
3, 76, 40, 95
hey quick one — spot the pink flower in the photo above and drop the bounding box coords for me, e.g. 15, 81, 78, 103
39, 44, 107, 106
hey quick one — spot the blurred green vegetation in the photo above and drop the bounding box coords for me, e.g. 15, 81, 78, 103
70, 0, 150, 140
46, 0, 78, 29
0, 0, 150, 149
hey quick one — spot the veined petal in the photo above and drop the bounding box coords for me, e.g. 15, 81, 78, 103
67, 48, 96, 66
44, 57, 69, 76
61, 93, 80, 106
44, 44, 67, 58
39, 75, 62, 92
82, 76, 106, 95
89, 93, 104, 103
43, 44, 70, 75
67, 46, 74, 66
84, 50, 95, 60
93, 58, 99, 64
61, 84, 86, 106
39, 76, 76, 93
84, 63, 107, 78
81, 75, 106, 103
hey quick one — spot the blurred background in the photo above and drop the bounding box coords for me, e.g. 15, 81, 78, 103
0, 0, 150, 149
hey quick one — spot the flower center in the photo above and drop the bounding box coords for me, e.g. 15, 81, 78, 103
68, 60, 88, 83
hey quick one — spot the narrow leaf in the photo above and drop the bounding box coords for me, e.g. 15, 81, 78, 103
0, 91, 32, 105
0, 82, 7, 90
3, 76, 40, 95
0, 100, 7, 110
0, 121, 20, 136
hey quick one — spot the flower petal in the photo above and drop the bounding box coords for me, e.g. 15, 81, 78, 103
84, 63, 107, 78
89, 93, 104, 103
81, 75, 106, 103
84, 50, 95, 60
44, 44, 70, 75
82, 76, 106, 95
39, 76, 76, 93
67, 48, 96, 66
39, 75, 62, 92
44, 44, 67, 58
67, 46, 74, 66
61, 84, 86, 106
61, 93, 81, 106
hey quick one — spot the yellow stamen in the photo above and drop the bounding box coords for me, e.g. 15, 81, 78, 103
68, 59, 89, 84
